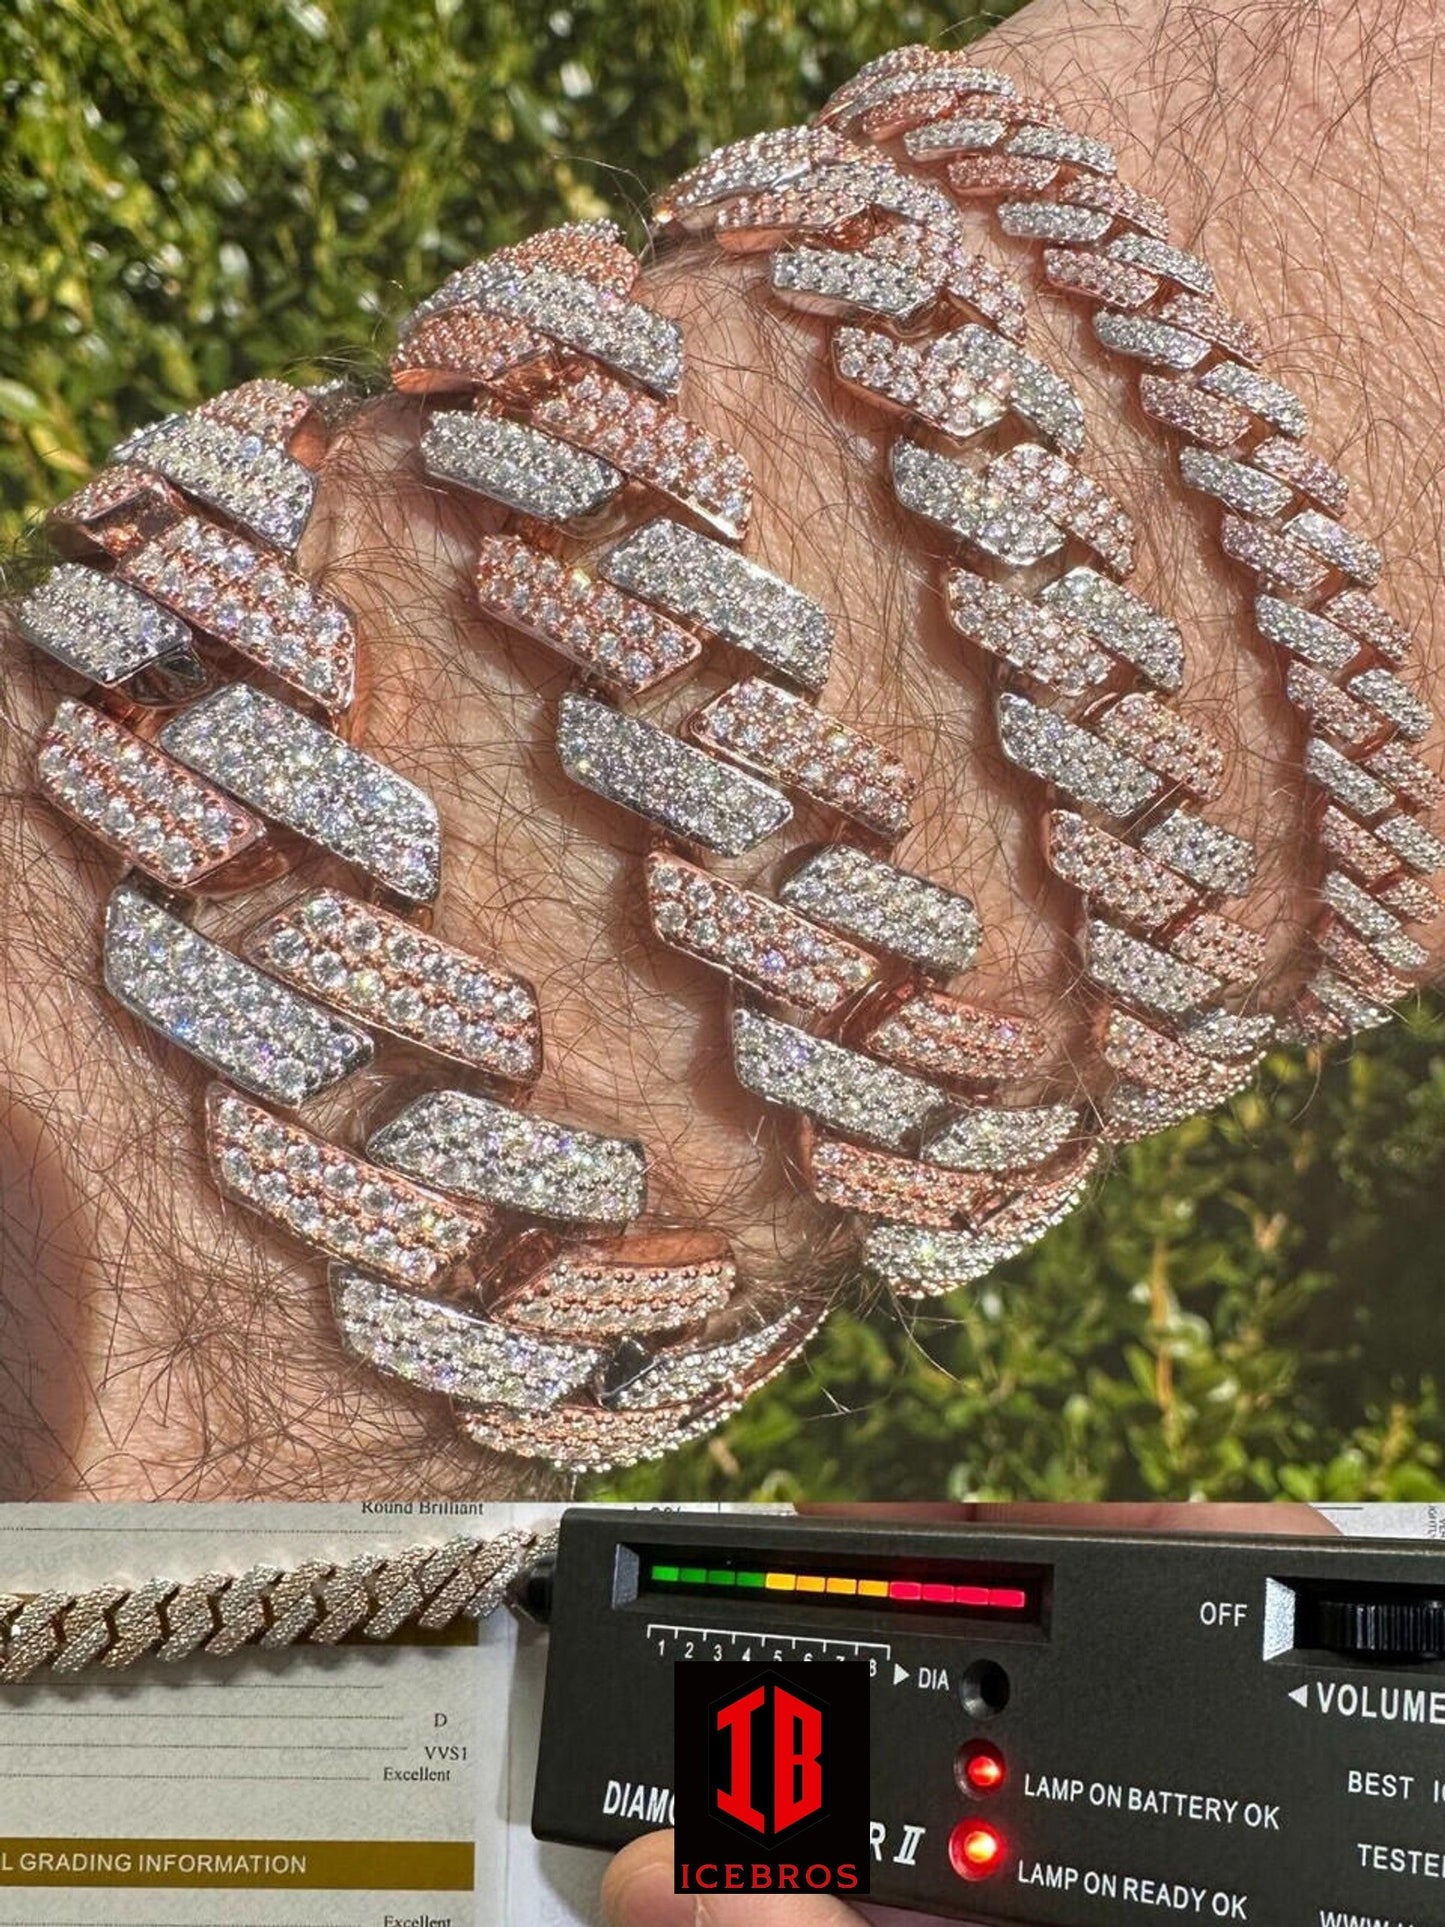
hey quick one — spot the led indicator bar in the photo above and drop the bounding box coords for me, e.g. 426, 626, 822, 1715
646, 1562, 1029, 1613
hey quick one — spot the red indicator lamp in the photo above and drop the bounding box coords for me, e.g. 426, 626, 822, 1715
949, 1821, 1007, 1881
956, 1741, 1007, 1795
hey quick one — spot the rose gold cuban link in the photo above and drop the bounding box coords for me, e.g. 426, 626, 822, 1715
821, 45, 1445, 1042
23, 379, 816, 1480
652, 122, 1270, 1289
390, 216, 1101, 1313
0, 1527, 549, 1681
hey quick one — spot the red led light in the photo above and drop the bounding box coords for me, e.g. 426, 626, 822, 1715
883, 1578, 1029, 1609
961, 1745, 1007, 1793
950, 1822, 1007, 1880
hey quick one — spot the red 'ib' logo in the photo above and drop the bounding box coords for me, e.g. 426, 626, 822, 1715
675, 1659, 869, 1894
713, 1677, 826, 1838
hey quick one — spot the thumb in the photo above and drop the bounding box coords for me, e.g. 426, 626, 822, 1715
602, 1831, 869, 1927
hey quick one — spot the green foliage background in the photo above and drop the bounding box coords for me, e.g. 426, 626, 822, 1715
2, 0, 1441, 1502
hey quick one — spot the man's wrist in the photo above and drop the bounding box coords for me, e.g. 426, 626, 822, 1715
4, 0, 1444, 1495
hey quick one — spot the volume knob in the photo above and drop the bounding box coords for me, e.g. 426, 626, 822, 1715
1311, 1594, 1445, 1662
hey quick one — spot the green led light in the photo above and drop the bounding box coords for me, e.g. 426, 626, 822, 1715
736, 1572, 766, 1589
651, 1565, 681, 1584
679, 1567, 708, 1585
706, 1570, 736, 1587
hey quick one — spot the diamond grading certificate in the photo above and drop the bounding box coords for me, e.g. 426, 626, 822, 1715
0, 1501, 541, 1927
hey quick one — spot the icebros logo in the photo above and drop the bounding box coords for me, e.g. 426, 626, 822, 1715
673, 1662, 870, 1895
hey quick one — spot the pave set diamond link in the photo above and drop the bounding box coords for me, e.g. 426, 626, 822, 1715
22, 54, 1438, 1470
830, 47, 1445, 1044
653, 123, 1269, 1284
22, 371, 816, 1476
393, 214, 1089, 1321
0, 1529, 553, 1680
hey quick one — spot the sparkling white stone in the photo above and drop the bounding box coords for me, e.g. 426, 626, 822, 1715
557, 692, 792, 857
369, 1089, 647, 1225
104, 883, 372, 1107
160, 684, 442, 903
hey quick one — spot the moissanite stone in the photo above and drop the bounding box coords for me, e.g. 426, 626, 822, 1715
933, 325, 1085, 453
160, 684, 442, 902
1085, 918, 1221, 1018
331, 1264, 600, 1410
557, 693, 791, 858
36, 698, 265, 888
1255, 594, 1357, 674
115, 410, 316, 554
645, 852, 878, 1013
998, 201, 1113, 244
246, 889, 541, 1081
457, 1393, 738, 1474
833, 324, 1011, 442
997, 691, 1163, 816
601, 1302, 823, 1411
731, 1005, 946, 1151
421, 408, 622, 520
1106, 232, 1213, 294
771, 238, 940, 322
865, 1156, 1094, 1294
1009, 123, 1117, 175
530, 366, 753, 540
863, 989, 1046, 1082
497, 1230, 735, 1342
947, 571, 1112, 698
779, 845, 980, 974
1039, 567, 1184, 692
1045, 810, 1199, 930
1347, 668, 1430, 741
923, 1102, 1081, 1174
475, 533, 703, 695
863, 1220, 1025, 1293
19, 564, 191, 687
1199, 362, 1309, 438
600, 518, 833, 692
1093, 311, 1210, 371
121, 515, 358, 711
409, 259, 683, 396
688, 678, 916, 838
892, 439, 1065, 566
655, 126, 867, 228
802, 1131, 995, 1227
1179, 448, 1294, 518
368, 1089, 647, 1225
1140, 807, 1258, 896
104, 883, 372, 1107
822, 48, 1015, 128
207, 1088, 489, 1287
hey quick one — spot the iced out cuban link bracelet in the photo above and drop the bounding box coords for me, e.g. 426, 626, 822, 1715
652, 124, 1272, 1243
21, 371, 813, 1478
0, 1529, 548, 1682
392, 216, 1104, 1311
821, 45, 1445, 1039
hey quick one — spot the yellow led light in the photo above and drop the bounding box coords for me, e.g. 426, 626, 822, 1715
796, 1574, 826, 1594
765, 1572, 796, 1591
825, 1577, 858, 1596
857, 1579, 889, 1598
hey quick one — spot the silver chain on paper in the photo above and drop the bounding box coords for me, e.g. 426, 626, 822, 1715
0, 1525, 553, 1683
